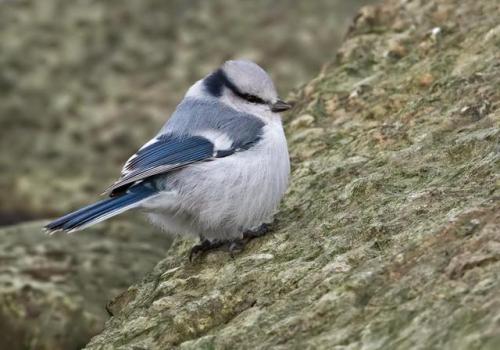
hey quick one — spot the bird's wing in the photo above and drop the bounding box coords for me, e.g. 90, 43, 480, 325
104, 97, 265, 196
104, 129, 261, 196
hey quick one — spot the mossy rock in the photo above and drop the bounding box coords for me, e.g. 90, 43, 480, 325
0, 218, 170, 350
83, 0, 500, 349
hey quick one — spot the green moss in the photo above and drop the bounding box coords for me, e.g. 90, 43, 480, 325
0, 220, 171, 350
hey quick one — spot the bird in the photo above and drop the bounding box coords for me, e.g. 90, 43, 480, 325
44, 59, 292, 259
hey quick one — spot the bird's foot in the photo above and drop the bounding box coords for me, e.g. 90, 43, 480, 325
189, 223, 273, 261
243, 223, 271, 239
227, 223, 272, 257
228, 239, 245, 258
189, 239, 225, 262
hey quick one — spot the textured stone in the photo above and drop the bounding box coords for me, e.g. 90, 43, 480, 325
82, 0, 500, 349
0, 219, 171, 350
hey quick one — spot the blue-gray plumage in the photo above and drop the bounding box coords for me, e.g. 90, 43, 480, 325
162, 97, 265, 147
109, 134, 215, 195
44, 59, 291, 257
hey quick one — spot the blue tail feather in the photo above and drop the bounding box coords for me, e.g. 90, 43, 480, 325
44, 184, 157, 233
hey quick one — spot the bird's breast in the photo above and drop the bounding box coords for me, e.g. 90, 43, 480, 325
169, 120, 290, 236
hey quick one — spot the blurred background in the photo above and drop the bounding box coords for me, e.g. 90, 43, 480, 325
0, 0, 376, 226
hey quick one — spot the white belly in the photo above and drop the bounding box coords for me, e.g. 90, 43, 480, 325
145, 120, 290, 241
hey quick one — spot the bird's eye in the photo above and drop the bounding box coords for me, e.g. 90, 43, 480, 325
241, 93, 265, 104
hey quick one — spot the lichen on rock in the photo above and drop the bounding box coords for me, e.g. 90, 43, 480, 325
0, 219, 171, 350
83, 0, 500, 349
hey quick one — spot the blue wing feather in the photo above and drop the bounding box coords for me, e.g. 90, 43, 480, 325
125, 134, 213, 172
106, 134, 215, 195
45, 184, 157, 232
105, 98, 265, 196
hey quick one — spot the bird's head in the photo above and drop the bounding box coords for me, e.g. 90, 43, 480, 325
201, 59, 292, 116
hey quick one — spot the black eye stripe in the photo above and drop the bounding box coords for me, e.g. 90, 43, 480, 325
203, 69, 267, 104
241, 93, 265, 104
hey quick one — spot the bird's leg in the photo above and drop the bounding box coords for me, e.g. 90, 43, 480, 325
189, 223, 273, 261
189, 238, 225, 262
227, 223, 273, 257
242, 223, 271, 239
228, 239, 245, 258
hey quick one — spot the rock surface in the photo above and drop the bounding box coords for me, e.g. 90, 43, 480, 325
83, 0, 500, 349
0, 219, 170, 350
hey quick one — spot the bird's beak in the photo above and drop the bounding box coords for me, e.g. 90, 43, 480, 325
271, 99, 292, 113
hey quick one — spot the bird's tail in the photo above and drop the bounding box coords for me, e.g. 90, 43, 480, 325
44, 184, 157, 233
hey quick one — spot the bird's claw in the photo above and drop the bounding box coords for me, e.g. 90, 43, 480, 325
243, 223, 271, 239
189, 223, 273, 261
228, 239, 245, 259
189, 239, 224, 262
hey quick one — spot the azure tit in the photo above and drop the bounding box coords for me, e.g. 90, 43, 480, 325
44, 60, 292, 259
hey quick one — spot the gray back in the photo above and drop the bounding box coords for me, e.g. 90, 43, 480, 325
162, 96, 265, 149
